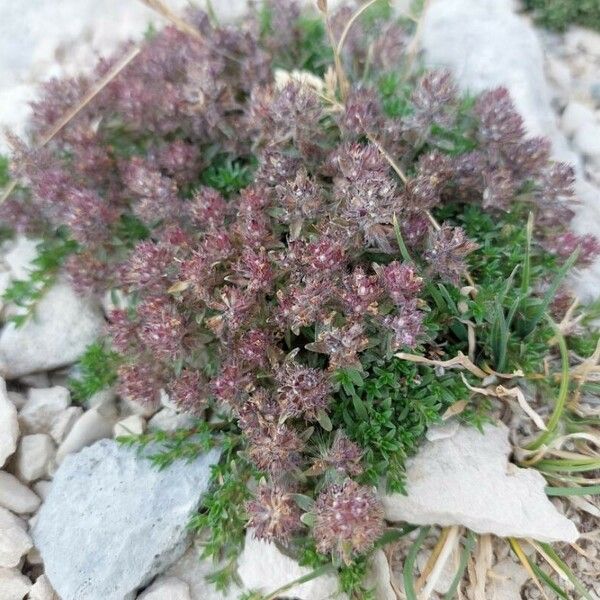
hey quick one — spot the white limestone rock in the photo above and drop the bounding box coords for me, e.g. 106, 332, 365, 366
0, 507, 32, 568
138, 576, 191, 600
114, 414, 146, 438
19, 386, 71, 438
237, 532, 345, 600
574, 124, 600, 159
32, 480, 52, 501
489, 558, 529, 600
14, 434, 56, 483
0, 567, 32, 600
363, 550, 396, 600
561, 101, 597, 137
55, 403, 117, 464
6, 391, 26, 410
0, 282, 104, 379
382, 423, 578, 543
3, 236, 39, 280
0, 378, 19, 468
164, 542, 241, 600
34, 440, 220, 600
148, 408, 196, 433
421, 0, 577, 165
50, 405, 83, 444
29, 574, 59, 600
0, 471, 41, 514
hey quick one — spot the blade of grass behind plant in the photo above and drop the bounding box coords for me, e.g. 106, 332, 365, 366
521, 212, 534, 295
508, 538, 550, 600
538, 542, 594, 600
521, 249, 579, 338
527, 317, 570, 450
403, 526, 430, 600
545, 484, 600, 496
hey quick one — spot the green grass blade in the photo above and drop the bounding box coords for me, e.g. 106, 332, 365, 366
529, 559, 569, 599
521, 211, 534, 295
403, 526, 430, 600
393, 214, 413, 263
545, 484, 600, 497
522, 248, 579, 337
527, 318, 570, 450
538, 542, 593, 600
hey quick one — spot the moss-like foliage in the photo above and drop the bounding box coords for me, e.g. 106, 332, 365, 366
524, 0, 600, 32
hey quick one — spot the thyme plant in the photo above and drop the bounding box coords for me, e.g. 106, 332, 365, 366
2, 1, 599, 597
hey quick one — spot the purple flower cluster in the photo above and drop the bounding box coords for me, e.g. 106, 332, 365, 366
2, 10, 272, 292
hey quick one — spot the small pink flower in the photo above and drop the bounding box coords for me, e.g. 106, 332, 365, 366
314, 480, 384, 558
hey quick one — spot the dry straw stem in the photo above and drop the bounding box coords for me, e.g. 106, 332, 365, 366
420, 526, 461, 600
137, 0, 203, 40
508, 538, 550, 600
396, 350, 489, 379
470, 534, 493, 600
1, 45, 141, 205
460, 374, 547, 431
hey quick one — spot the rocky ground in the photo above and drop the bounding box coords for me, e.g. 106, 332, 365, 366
0, 1, 599, 599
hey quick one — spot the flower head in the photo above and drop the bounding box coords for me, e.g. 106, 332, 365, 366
246, 483, 303, 543
314, 479, 384, 558
276, 361, 332, 421
425, 225, 479, 285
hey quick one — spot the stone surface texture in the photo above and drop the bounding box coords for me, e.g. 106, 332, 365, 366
0, 471, 41, 515
0, 378, 19, 467
0, 283, 104, 378
0, 507, 33, 568
237, 531, 346, 600
33, 440, 219, 600
382, 423, 579, 543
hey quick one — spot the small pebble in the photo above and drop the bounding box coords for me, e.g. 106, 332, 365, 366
0, 471, 41, 514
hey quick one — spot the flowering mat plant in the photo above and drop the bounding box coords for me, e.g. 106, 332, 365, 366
1, 0, 600, 598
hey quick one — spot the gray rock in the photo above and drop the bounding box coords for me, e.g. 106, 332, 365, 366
237, 531, 345, 600
0, 378, 19, 468
137, 576, 191, 600
0, 282, 104, 378
0, 507, 33, 568
34, 439, 219, 600
421, 0, 579, 167
0, 471, 41, 515
0, 567, 32, 600
164, 542, 241, 600
382, 423, 578, 543
14, 433, 56, 482
19, 386, 71, 439
561, 101, 597, 137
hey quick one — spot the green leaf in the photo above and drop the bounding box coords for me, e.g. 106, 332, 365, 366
316, 409, 333, 432
292, 494, 315, 512
403, 526, 430, 600
545, 484, 600, 497
351, 395, 369, 421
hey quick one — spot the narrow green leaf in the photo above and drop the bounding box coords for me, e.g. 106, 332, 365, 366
403, 526, 430, 600
443, 530, 477, 600
545, 484, 600, 497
